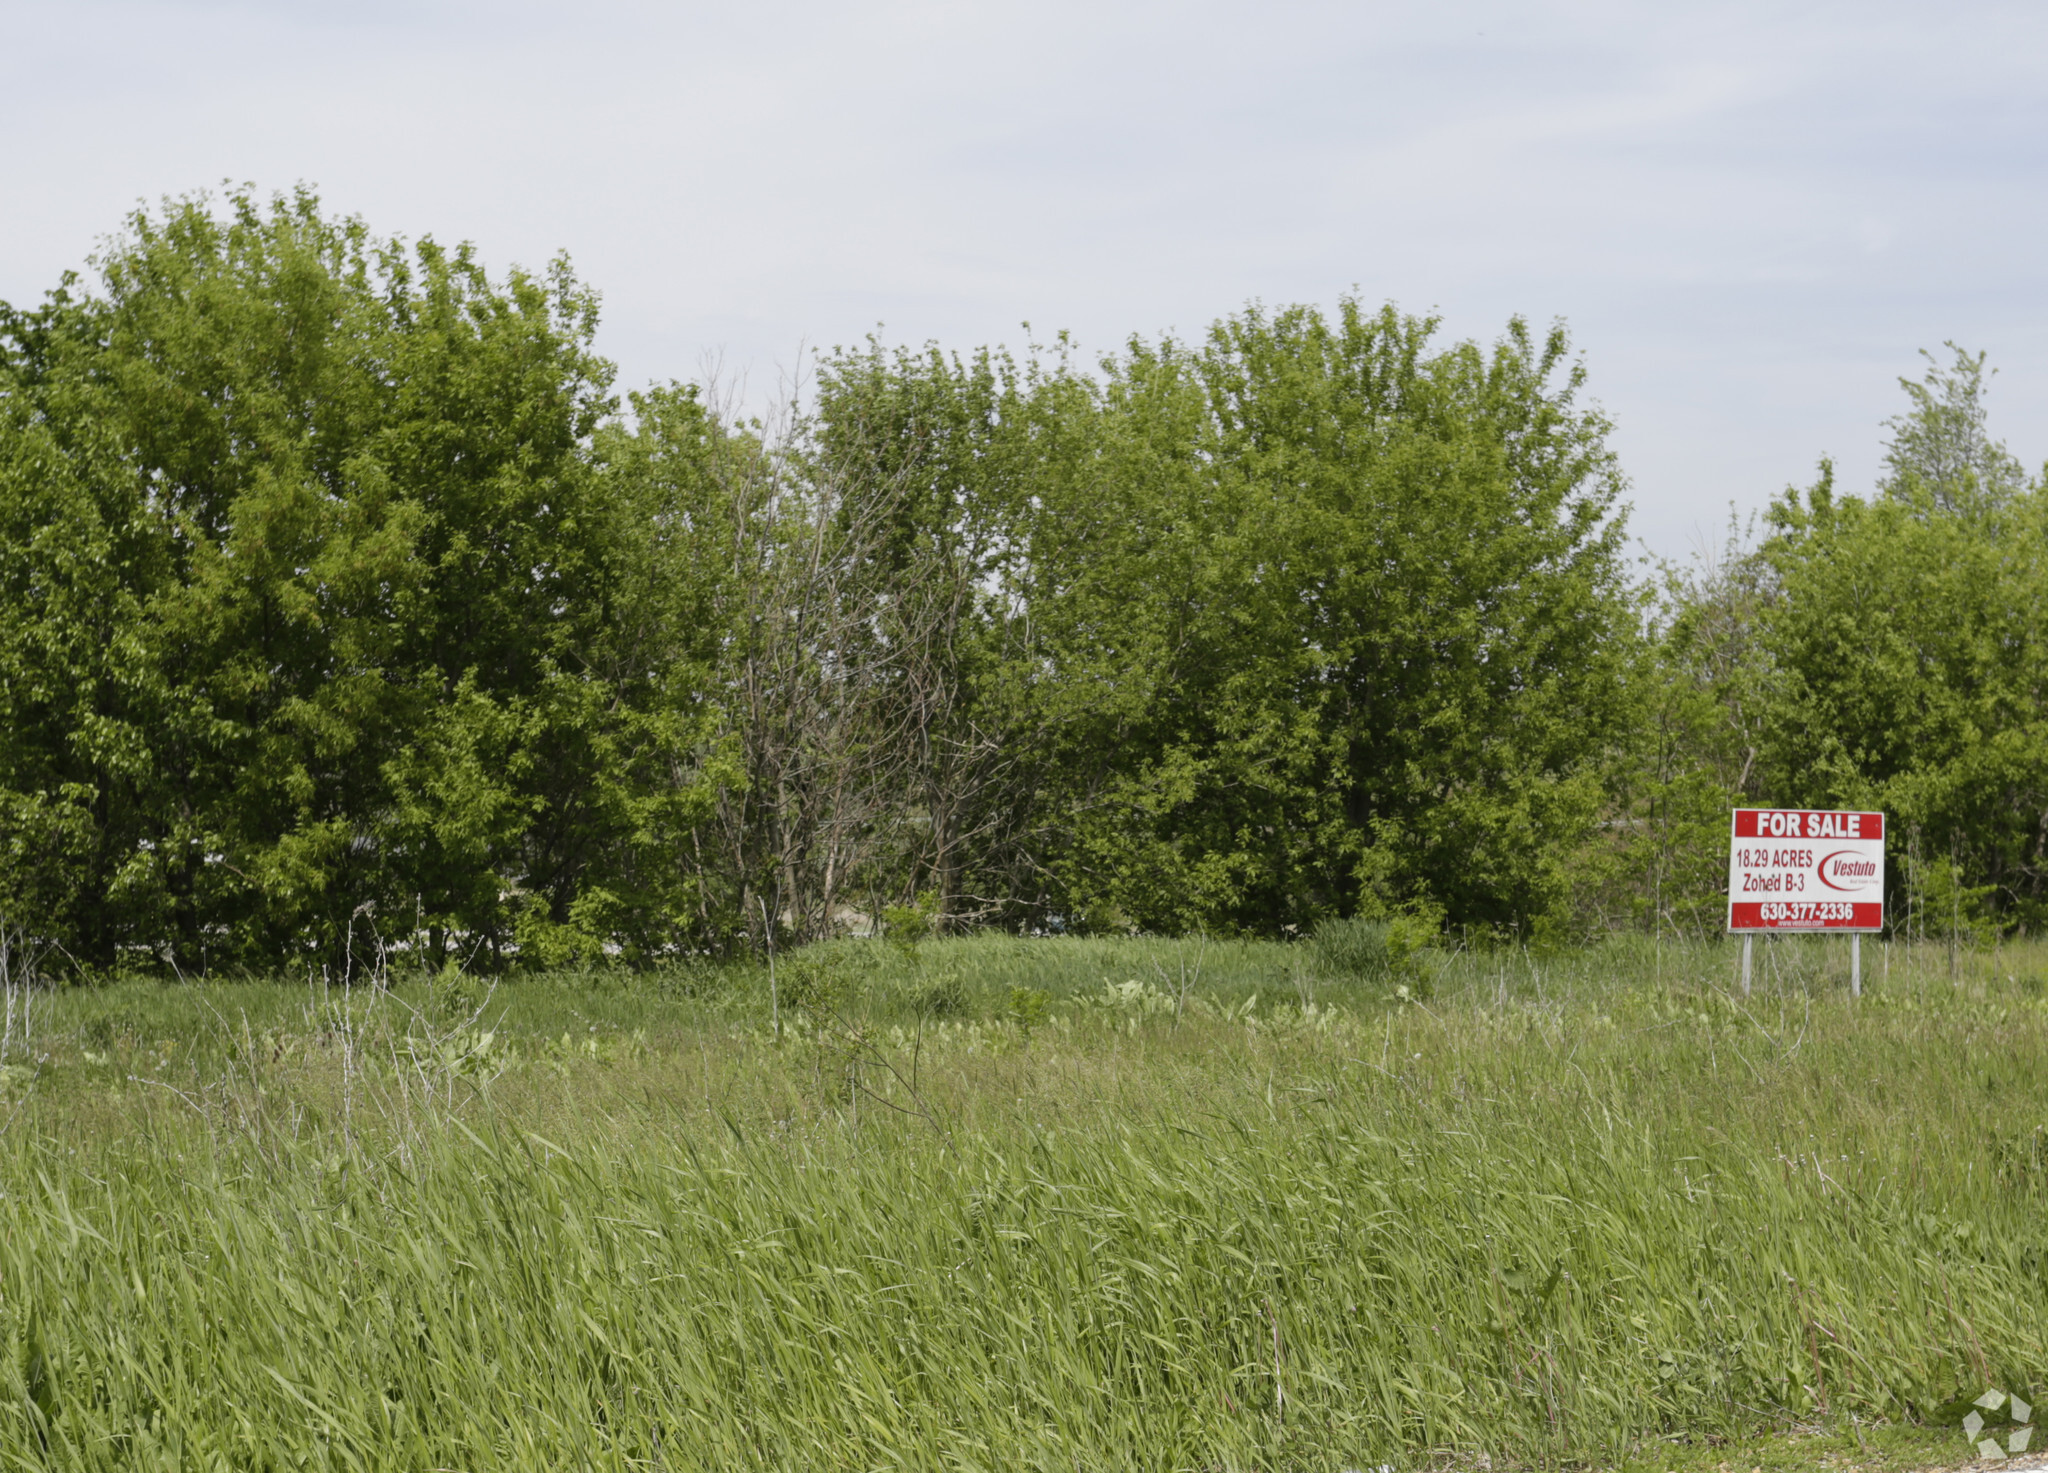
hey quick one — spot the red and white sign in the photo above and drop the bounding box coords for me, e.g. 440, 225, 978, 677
1727, 808, 1884, 932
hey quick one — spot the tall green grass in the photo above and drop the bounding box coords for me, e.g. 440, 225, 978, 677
3, 934, 2045, 1469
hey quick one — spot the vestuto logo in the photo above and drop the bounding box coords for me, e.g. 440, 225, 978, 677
1817, 851, 1881, 892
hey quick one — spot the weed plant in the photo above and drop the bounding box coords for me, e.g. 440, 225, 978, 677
2, 934, 2045, 1470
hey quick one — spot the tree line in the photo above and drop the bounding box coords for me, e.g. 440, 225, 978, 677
0, 189, 2039, 975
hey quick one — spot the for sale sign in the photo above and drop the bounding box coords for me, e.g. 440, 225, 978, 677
1727, 808, 1884, 932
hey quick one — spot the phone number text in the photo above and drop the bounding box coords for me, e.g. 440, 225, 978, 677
1755, 901, 1857, 923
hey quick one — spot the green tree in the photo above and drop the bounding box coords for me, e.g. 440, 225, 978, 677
0, 189, 725, 972
804, 336, 1099, 931
1595, 515, 1775, 938
1760, 449, 2048, 930
0, 284, 170, 961
1619, 347, 2048, 941
1879, 343, 2026, 516
953, 301, 1639, 935
0, 195, 1677, 961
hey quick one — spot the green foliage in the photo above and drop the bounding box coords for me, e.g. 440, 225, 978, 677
1311, 911, 1440, 996
3, 936, 2047, 1468
911, 971, 968, 1019
7, 188, 2047, 965
1383, 910, 1441, 978
1610, 343, 2048, 940
815, 302, 1637, 938
1588, 515, 1775, 938
879, 893, 937, 955
1753, 391, 2048, 930
1005, 983, 1050, 1032
776, 947, 865, 1019
1901, 851, 2003, 949
1310, 914, 1393, 977
0, 189, 724, 972
1880, 344, 2027, 516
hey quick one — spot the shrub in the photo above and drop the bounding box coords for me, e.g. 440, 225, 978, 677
1310, 915, 1393, 979
1311, 912, 1439, 994
913, 973, 968, 1020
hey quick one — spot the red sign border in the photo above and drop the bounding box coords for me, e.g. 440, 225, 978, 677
1727, 807, 1885, 934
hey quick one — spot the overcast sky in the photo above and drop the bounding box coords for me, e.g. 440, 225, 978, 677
6, 0, 2044, 561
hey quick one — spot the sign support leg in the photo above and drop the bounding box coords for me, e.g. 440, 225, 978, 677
1851, 933, 1861, 998
1740, 934, 1752, 997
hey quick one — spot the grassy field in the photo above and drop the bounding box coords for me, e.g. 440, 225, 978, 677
2, 932, 2045, 1471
